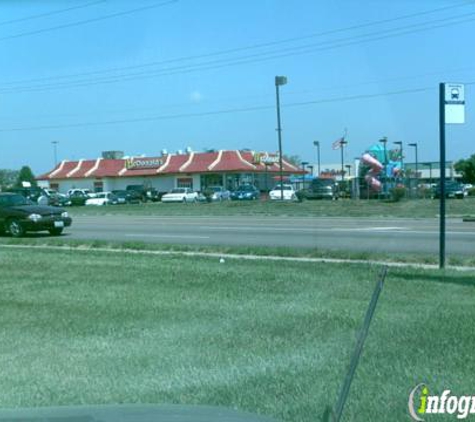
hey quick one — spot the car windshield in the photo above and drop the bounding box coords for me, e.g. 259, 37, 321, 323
0, 194, 31, 206
210, 187, 222, 192
273, 185, 292, 190
170, 189, 186, 193
237, 185, 254, 191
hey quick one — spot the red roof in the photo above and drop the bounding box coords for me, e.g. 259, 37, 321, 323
182, 151, 218, 172
69, 160, 96, 178
38, 150, 305, 180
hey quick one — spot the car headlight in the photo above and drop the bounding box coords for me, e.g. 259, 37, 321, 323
28, 213, 42, 222
245, 192, 252, 197
61, 212, 69, 218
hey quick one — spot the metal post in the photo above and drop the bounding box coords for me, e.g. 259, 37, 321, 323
324, 267, 388, 422
415, 144, 419, 187
275, 76, 287, 201
439, 83, 446, 269
379, 137, 388, 197
52, 141, 58, 167
340, 141, 347, 182
301, 161, 308, 190
314, 141, 321, 177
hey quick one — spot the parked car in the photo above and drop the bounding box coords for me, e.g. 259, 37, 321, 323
230, 184, 260, 200
298, 179, 339, 200
161, 188, 199, 203
269, 184, 297, 201
38, 189, 71, 207
125, 185, 160, 202
0, 193, 72, 237
67, 188, 93, 197
432, 181, 467, 199
68, 190, 91, 206
7, 187, 43, 203
111, 190, 136, 204
85, 192, 119, 206
205, 186, 231, 201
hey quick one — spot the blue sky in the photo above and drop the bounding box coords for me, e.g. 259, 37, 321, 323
0, 0, 474, 174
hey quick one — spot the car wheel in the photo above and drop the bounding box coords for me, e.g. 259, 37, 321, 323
49, 228, 63, 236
8, 219, 25, 238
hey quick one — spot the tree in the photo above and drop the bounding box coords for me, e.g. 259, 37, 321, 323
454, 154, 475, 184
283, 154, 302, 167
15, 166, 37, 188
0, 169, 19, 190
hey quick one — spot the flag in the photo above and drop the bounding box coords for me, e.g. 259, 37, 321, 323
332, 137, 345, 150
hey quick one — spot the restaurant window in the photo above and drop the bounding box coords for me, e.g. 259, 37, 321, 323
177, 177, 193, 189
93, 181, 104, 193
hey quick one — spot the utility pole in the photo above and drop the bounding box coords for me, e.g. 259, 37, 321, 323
275, 76, 287, 201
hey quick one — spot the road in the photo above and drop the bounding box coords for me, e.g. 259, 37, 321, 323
66, 215, 475, 256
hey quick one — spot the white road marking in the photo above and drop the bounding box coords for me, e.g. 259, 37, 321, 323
332, 227, 406, 231
125, 234, 210, 240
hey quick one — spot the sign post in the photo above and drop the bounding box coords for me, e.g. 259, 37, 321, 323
439, 83, 465, 269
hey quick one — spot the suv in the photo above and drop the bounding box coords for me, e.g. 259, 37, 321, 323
298, 179, 339, 200
126, 185, 160, 202
432, 181, 466, 199
0, 193, 72, 237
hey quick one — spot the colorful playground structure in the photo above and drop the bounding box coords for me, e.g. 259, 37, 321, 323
360, 144, 403, 192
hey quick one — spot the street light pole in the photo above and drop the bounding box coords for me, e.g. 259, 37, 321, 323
313, 140, 321, 177
340, 140, 348, 182
275, 76, 287, 201
301, 161, 308, 190
408, 142, 418, 182
52, 141, 59, 167
379, 137, 388, 195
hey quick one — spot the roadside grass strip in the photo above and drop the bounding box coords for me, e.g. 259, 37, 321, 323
0, 247, 474, 421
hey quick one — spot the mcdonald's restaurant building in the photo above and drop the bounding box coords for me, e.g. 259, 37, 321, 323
37, 150, 303, 194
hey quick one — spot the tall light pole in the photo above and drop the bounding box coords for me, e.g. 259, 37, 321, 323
52, 141, 59, 167
408, 142, 418, 183
313, 140, 321, 177
307, 164, 314, 179
379, 137, 388, 194
340, 140, 348, 182
275, 75, 287, 201
301, 161, 308, 190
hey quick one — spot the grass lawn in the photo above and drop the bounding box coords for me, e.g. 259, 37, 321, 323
67, 197, 475, 219
0, 248, 474, 421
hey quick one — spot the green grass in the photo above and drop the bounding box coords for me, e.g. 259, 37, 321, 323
2, 236, 475, 267
1, 248, 474, 421
67, 197, 475, 219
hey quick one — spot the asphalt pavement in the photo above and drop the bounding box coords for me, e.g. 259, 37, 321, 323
66, 215, 475, 256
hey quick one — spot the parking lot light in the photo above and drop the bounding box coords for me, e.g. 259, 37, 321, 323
275, 75, 288, 201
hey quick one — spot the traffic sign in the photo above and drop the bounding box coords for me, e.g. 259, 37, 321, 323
444, 83, 465, 124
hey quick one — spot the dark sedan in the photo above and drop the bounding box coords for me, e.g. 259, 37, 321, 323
0, 193, 72, 237
230, 185, 260, 201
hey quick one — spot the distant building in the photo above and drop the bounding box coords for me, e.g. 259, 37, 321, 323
37, 150, 303, 193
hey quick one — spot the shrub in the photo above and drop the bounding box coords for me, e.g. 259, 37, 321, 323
390, 186, 406, 202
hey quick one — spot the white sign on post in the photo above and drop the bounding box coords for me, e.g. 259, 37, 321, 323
444, 83, 465, 124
